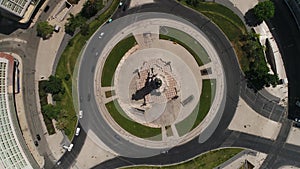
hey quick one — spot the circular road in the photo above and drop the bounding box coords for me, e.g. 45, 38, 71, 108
78, 11, 240, 162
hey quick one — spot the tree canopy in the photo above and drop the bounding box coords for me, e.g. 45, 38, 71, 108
65, 14, 85, 35
36, 21, 54, 39
44, 75, 64, 95
185, 0, 200, 7
42, 104, 61, 120
81, 0, 98, 18
241, 33, 279, 91
254, 1, 275, 21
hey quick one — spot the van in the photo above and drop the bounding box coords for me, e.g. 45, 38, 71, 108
75, 127, 80, 136
79, 110, 83, 118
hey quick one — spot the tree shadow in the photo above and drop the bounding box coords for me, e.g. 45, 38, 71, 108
244, 8, 263, 27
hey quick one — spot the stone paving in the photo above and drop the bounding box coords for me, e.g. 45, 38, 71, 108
129, 0, 154, 9
31, 0, 86, 164
215, 150, 267, 169
212, 0, 290, 168
13, 53, 45, 167
114, 47, 200, 127
70, 130, 116, 169
228, 97, 281, 140
286, 127, 300, 147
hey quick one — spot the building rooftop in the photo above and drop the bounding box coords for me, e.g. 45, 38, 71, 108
0, 53, 34, 169
0, 0, 31, 17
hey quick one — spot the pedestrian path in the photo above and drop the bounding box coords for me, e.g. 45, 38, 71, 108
33, 0, 88, 163
70, 130, 117, 169
286, 127, 300, 147
253, 22, 288, 105
211, 0, 288, 105
12, 53, 45, 168
228, 97, 281, 140
129, 0, 154, 8
214, 149, 267, 169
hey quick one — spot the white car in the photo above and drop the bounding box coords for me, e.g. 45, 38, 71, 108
75, 127, 81, 136
79, 110, 83, 118
99, 32, 104, 38
62, 143, 74, 152
56, 161, 61, 166
68, 144, 74, 151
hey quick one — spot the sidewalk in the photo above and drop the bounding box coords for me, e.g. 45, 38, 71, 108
34, 0, 116, 164
253, 22, 288, 106
214, 150, 267, 169
34, 0, 86, 162
228, 97, 281, 140
211, 0, 288, 105
70, 130, 116, 169
210, 1, 288, 168
13, 53, 45, 168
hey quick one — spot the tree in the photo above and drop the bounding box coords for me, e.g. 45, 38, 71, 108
56, 118, 67, 130
44, 75, 64, 95
185, 0, 200, 7
65, 14, 78, 34
67, 0, 80, 4
42, 104, 61, 120
36, 21, 54, 39
65, 14, 85, 35
253, 1, 275, 21
80, 23, 89, 36
64, 74, 71, 81
81, 0, 97, 18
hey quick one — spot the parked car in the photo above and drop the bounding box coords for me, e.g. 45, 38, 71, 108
54, 25, 60, 32
63, 144, 74, 152
75, 127, 81, 136
79, 110, 83, 118
56, 161, 61, 166
36, 134, 41, 141
34, 141, 38, 147
107, 18, 113, 23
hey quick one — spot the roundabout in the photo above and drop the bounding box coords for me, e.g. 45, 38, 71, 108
77, 11, 237, 160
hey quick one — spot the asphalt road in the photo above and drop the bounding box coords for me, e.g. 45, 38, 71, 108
90, 1, 300, 168
57, 1, 300, 169
0, 0, 296, 168
75, 1, 241, 168
77, 12, 222, 158
267, 0, 300, 120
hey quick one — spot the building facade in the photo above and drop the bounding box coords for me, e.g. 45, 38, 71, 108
0, 0, 32, 18
0, 53, 37, 169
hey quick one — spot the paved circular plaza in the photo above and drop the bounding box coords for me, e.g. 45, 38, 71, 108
79, 12, 227, 158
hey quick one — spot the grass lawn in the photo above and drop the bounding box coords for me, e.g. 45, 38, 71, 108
101, 35, 137, 86
201, 12, 244, 40
123, 148, 243, 169
159, 26, 211, 66
175, 79, 216, 136
192, 79, 216, 129
54, 0, 120, 139
105, 100, 162, 139
181, 2, 250, 71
